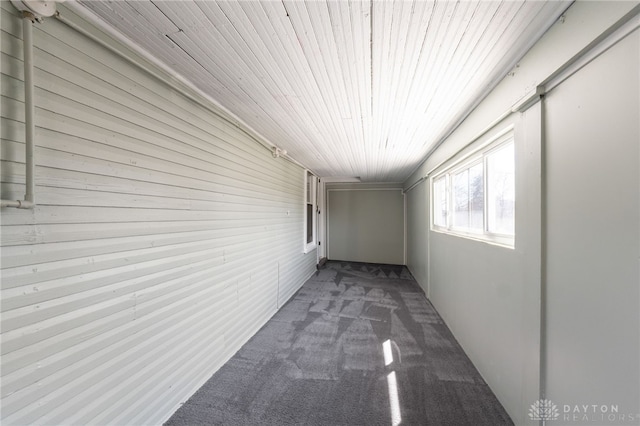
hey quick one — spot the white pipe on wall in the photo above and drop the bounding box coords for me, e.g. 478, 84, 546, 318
23, 11, 35, 206
56, 1, 313, 174
1, 11, 36, 209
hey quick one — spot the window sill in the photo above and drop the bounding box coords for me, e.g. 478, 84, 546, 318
303, 243, 317, 254
431, 227, 515, 249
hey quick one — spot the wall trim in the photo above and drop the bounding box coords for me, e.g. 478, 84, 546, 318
542, 5, 640, 94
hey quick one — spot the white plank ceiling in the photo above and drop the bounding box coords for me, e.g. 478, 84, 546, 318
78, 0, 570, 182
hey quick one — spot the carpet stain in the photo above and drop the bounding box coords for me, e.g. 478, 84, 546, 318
165, 261, 513, 426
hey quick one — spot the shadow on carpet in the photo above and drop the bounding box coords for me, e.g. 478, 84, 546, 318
165, 261, 513, 426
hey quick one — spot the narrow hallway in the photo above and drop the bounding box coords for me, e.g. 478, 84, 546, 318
166, 261, 512, 425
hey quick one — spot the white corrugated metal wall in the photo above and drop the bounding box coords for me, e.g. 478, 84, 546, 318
0, 3, 316, 424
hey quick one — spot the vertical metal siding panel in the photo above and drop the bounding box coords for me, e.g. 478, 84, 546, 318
0, 3, 316, 425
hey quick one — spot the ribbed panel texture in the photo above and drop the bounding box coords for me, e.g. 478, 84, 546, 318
0, 4, 316, 424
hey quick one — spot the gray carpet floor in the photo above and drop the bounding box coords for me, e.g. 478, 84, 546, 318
165, 261, 513, 426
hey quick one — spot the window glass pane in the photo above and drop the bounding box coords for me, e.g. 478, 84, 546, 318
433, 176, 447, 227
453, 163, 483, 231
468, 163, 484, 230
487, 143, 515, 235
453, 169, 469, 228
306, 203, 313, 243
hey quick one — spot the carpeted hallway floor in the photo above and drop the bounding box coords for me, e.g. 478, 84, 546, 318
165, 261, 513, 426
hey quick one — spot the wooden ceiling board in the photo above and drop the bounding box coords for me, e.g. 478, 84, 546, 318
79, 0, 570, 182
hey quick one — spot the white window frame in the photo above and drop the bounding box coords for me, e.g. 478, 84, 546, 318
431, 129, 515, 248
303, 170, 317, 253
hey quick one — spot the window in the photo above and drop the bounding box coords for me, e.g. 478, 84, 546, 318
487, 143, 515, 235
453, 161, 483, 231
433, 176, 447, 227
431, 131, 515, 247
304, 171, 317, 253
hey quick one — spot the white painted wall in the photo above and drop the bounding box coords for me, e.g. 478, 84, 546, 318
0, 4, 316, 425
327, 184, 404, 265
405, 180, 428, 291
544, 30, 639, 424
404, 2, 639, 424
